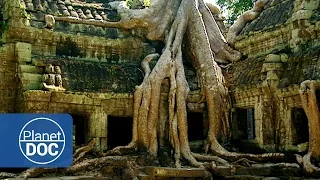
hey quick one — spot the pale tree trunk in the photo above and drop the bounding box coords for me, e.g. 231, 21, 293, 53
296, 80, 320, 173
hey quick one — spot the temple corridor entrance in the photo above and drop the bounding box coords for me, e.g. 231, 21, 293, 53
107, 116, 133, 150
187, 112, 205, 141
291, 108, 309, 146
72, 114, 88, 146
234, 108, 255, 141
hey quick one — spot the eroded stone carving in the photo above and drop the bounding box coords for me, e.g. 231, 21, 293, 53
42, 65, 65, 91
45, 64, 54, 73
54, 65, 62, 74
44, 14, 55, 29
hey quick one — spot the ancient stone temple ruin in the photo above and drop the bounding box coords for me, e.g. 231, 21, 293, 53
228, 0, 320, 153
0, 0, 319, 178
0, 0, 203, 151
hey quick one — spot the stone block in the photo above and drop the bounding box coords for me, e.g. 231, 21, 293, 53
19, 65, 44, 74
82, 96, 94, 105
93, 99, 101, 106
25, 101, 49, 111
95, 137, 101, 151
31, 59, 44, 67
100, 137, 107, 150
187, 103, 206, 112
291, 10, 313, 21
0, 77, 16, 87
21, 73, 43, 82
28, 178, 60, 180
301, 0, 319, 10
262, 177, 281, 180
21, 80, 42, 90
235, 165, 300, 177
51, 92, 83, 104
137, 173, 151, 180
88, 93, 105, 99
58, 177, 79, 180
49, 102, 71, 111
0, 65, 16, 73
156, 177, 170, 180
265, 54, 281, 63
144, 167, 206, 177
186, 93, 202, 103
77, 176, 108, 180
223, 175, 262, 180
24, 91, 52, 102
15, 42, 32, 63
210, 166, 233, 177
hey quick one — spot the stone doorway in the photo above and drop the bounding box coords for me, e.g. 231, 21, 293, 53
291, 108, 309, 146
233, 108, 255, 141
187, 112, 205, 141
72, 114, 88, 146
107, 116, 133, 150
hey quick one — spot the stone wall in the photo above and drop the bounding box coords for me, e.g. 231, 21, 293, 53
234, 0, 320, 58
20, 91, 133, 150
4, 26, 154, 92
231, 82, 308, 152
3, 25, 199, 93
20, 90, 205, 151
0, 44, 18, 112
230, 0, 320, 150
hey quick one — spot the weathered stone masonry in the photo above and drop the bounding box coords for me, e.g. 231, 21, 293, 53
229, 0, 320, 152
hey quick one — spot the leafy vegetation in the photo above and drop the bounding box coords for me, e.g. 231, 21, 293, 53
126, 0, 151, 9
217, 0, 253, 24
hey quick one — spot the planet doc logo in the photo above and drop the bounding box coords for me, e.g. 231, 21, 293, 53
19, 117, 65, 165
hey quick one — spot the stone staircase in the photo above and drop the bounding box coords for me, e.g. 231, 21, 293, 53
137, 166, 211, 180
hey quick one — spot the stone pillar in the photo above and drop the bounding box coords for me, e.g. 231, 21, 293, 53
247, 108, 255, 140
259, 54, 284, 149
0, 44, 17, 112
261, 54, 283, 88
279, 97, 292, 150
254, 96, 264, 145
261, 96, 275, 146
89, 107, 107, 151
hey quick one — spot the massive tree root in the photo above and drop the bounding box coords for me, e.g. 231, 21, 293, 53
296, 80, 320, 173
107, 0, 285, 169
19, 138, 97, 178
227, 0, 271, 47
73, 138, 96, 164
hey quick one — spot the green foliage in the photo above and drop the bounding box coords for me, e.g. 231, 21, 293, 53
126, 0, 150, 9
144, 0, 151, 7
217, 0, 253, 24
126, 0, 134, 8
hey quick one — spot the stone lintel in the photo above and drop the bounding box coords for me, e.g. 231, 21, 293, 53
144, 166, 206, 177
